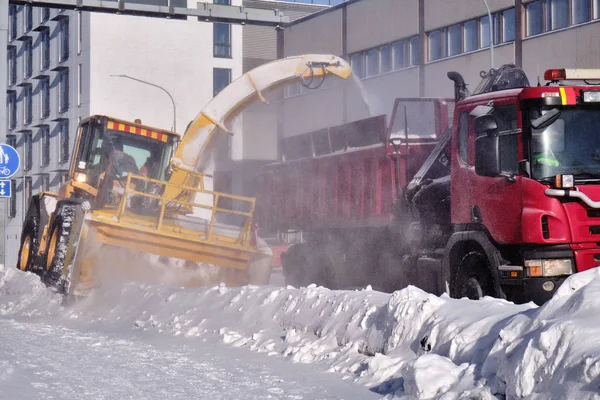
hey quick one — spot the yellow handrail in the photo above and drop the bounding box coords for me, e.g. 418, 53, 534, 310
113, 173, 255, 247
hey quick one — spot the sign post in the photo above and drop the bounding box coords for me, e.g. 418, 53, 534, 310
0, 144, 20, 198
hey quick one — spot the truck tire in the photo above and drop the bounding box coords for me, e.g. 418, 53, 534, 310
282, 243, 312, 287
451, 251, 498, 300
16, 216, 39, 272
42, 215, 72, 292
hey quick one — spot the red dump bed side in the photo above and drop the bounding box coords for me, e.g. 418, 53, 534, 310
256, 98, 454, 232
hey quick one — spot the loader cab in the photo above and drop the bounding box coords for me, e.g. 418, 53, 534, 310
69, 115, 179, 201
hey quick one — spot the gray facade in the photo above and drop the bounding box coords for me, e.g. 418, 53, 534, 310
5, 6, 85, 268
279, 0, 600, 137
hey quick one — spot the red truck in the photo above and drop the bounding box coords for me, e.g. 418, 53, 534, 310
256, 65, 600, 305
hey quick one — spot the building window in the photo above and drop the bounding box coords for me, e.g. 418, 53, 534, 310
59, 18, 69, 62
24, 132, 32, 171
8, 47, 17, 86
480, 15, 491, 48
24, 177, 32, 211
24, 38, 32, 79
24, 5, 33, 33
6, 135, 16, 149
41, 126, 50, 167
59, 121, 69, 163
9, 5, 17, 41
7, 92, 16, 130
548, 0, 569, 30
214, 23, 231, 58
447, 24, 462, 56
40, 28, 50, 71
41, 77, 50, 119
41, 7, 50, 22
9, 180, 16, 218
41, 174, 50, 192
59, 69, 69, 112
527, 1, 544, 36
464, 20, 478, 52
392, 40, 407, 70
24, 86, 32, 125
350, 53, 364, 78
428, 29, 445, 61
213, 68, 231, 97
573, 0, 592, 23
410, 37, 420, 66
366, 48, 379, 77
503, 8, 516, 42
380, 45, 391, 74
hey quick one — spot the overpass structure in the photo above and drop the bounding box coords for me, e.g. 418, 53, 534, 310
7, 1, 290, 25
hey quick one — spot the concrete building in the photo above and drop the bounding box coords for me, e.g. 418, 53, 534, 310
4, 1, 242, 267
278, 0, 600, 137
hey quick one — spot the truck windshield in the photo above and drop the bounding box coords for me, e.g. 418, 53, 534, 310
528, 107, 600, 182
76, 123, 173, 187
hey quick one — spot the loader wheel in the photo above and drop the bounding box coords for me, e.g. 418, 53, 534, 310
42, 217, 71, 292
451, 251, 497, 300
16, 217, 39, 272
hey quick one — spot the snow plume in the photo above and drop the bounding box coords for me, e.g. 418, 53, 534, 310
4, 266, 600, 399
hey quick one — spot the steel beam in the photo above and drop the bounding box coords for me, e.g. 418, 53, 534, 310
8, 1, 290, 26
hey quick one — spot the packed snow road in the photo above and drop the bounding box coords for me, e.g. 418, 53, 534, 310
3, 264, 600, 399
0, 318, 375, 399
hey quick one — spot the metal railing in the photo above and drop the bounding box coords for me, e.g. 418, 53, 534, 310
114, 173, 256, 248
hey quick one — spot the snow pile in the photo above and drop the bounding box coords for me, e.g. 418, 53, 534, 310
3, 264, 600, 399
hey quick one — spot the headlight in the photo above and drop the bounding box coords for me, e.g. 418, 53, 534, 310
74, 172, 87, 183
524, 259, 573, 277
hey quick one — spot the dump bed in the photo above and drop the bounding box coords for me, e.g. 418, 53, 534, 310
256, 98, 454, 232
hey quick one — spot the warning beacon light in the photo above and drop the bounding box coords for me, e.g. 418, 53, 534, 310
544, 68, 600, 81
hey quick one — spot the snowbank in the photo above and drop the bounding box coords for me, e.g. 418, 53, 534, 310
2, 264, 600, 399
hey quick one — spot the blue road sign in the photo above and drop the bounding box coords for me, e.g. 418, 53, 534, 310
0, 180, 11, 198
0, 144, 20, 179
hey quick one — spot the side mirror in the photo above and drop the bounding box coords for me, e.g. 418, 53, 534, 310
474, 114, 499, 137
475, 134, 501, 177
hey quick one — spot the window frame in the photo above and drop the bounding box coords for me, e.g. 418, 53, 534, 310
213, 68, 232, 97
213, 22, 232, 58
59, 120, 70, 164
8, 46, 17, 86
23, 131, 33, 171
59, 69, 69, 113
40, 126, 50, 167
24, 37, 33, 79
41, 77, 50, 119
24, 85, 32, 125
40, 28, 50, 71
59, 18, 70, 62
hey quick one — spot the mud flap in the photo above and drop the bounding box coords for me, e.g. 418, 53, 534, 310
247, 236, 274, 285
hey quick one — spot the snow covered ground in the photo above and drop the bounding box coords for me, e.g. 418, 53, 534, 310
2, 264, 600, 399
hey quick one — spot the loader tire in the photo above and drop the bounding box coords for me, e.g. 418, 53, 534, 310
42, 215, 72, 292
17, 217, 39, 273
451, 251, 498, 300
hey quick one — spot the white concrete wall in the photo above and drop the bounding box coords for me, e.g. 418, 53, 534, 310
88, 7, 242, 135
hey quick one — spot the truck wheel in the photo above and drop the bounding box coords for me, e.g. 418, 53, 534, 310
282, 243, 311, 287
451, 251, 497, 300
42, 216, 71, 292
16, 216, 39, 272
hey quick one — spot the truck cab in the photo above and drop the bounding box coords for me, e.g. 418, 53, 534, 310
447, 67, 600, 304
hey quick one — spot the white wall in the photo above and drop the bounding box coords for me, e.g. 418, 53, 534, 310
88, 7, 242, 136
